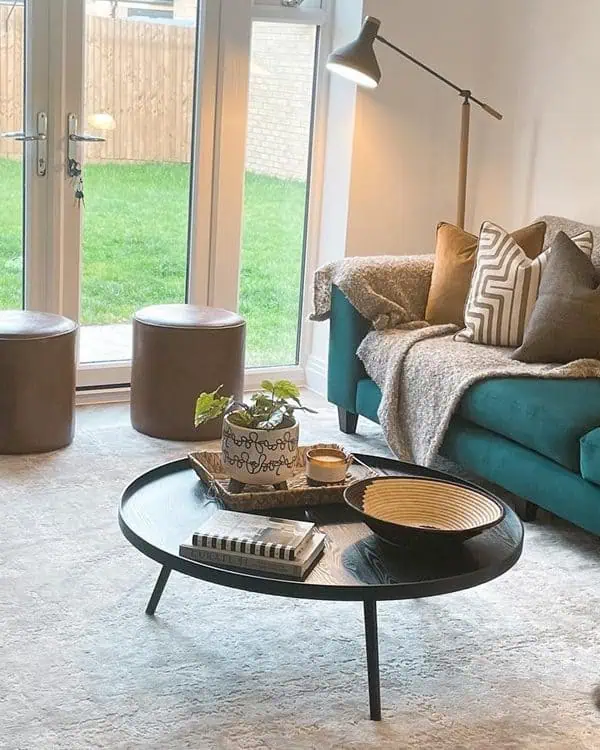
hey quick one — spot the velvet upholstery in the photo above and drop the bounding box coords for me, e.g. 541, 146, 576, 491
458, 378, 600, 471
580, 428, 600, 488
327, 287, 600, 537
442, 417, 600, 537
328, 285, 370, 414
356, 378, 382, 424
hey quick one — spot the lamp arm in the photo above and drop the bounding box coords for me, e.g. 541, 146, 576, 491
376, 34, 502, 120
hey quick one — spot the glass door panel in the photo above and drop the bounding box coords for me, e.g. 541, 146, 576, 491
0, 2, 25, 310
240, 21, 317, 367
79, 0, 199, 365
1, 2, 327, 386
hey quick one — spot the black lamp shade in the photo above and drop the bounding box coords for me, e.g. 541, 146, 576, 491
326, 16, 382, 89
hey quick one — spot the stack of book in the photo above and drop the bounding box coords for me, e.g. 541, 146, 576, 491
179, 509, 325, 580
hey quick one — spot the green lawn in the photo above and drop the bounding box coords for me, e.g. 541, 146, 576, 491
0, 159, 307, 367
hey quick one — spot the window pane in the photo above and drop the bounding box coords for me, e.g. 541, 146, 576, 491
240, 21, 317, 367
79, 1, 198, 364
0, 2, 25, 310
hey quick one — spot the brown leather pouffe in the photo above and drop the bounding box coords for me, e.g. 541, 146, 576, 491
130, 304, 246, 441
0, 311, 78, 454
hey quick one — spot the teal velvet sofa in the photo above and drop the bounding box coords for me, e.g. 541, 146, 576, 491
328, 283, 600, 536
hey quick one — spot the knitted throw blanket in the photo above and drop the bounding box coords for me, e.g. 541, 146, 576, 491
311, 243, 600, 466
358, 328, 600, 466
310, 254, 435, 329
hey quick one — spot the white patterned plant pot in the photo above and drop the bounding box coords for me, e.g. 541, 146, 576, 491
221, 415, 299, 486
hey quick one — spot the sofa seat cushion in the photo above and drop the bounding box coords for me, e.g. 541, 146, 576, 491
581, 428, 600, 487
442, 416, 600, 537
458, 378, 600, 471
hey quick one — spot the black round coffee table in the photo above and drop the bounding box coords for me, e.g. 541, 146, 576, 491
119, 453, 523, 721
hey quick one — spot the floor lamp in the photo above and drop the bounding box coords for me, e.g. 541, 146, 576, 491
327, 16, 502, 230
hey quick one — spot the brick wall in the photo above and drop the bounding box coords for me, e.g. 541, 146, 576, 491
246, 22, 316, 181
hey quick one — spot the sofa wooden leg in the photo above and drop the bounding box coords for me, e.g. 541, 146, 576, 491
338, 407, 359, 435
516, 499, 538, 522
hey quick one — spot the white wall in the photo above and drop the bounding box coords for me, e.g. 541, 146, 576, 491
345, 0, 511, 256
492, 0, 600, 228
344, 0, 600, 258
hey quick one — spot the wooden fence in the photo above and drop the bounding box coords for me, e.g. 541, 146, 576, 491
0, 6, 24, 158
1, 7, 196, 163
0, 9, 314, 178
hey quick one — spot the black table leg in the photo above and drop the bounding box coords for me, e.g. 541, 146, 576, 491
363, 599, 381, 721
146, 565, 171, 615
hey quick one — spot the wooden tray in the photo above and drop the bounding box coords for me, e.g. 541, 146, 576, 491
188, 444, 378, 511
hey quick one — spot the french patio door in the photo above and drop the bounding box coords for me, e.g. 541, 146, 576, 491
0, 1, 49, 315
1, 0, 328, 389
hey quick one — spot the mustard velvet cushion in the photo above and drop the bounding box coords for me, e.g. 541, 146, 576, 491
425, 221, 546, 327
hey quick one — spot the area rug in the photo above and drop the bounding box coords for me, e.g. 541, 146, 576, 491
1, 400, 599, 749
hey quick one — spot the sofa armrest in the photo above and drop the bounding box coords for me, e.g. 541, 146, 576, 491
581, 427, 600, 487
312, 254, 434, 328
327, 285, 371, 413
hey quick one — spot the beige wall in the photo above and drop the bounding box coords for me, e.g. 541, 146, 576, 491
343, 0, 600, 259
342, 0, 530, 257
344, 0, 499, 256
489, 0, 600, 228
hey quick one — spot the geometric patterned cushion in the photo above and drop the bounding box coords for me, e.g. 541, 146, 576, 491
455, 221, 593, 347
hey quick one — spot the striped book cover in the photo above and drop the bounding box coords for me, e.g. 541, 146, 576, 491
191, 509, 315, 561
180, 532, 326, 580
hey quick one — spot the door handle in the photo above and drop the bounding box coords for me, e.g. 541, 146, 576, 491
67, 113, 106, 176
69, 133, 106, 142
0, 112, 47, 176
2, 132, 45, 141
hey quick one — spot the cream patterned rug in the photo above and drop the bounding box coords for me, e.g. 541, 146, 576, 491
1, 399, 599, 749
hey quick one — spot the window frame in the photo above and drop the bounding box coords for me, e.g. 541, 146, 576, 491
205, 0, 333, 388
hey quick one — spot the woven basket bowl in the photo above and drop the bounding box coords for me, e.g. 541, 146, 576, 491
344, 476, 505, 545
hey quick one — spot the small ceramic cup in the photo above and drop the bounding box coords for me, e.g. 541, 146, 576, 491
306, 447, 352, 484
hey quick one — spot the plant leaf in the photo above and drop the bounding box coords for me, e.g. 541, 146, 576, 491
227, 409, 253, 428
271, 380, 300, 401
251, 394, 272, 411
194, 387, 232, 427
226, 401, 249, 414
256, 407, 286, 430
260, 379, 275, 394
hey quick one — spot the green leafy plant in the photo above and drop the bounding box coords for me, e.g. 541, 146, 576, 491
195, 380, 316, 431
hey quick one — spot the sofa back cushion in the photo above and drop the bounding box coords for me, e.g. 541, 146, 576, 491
537, 215, 600, 271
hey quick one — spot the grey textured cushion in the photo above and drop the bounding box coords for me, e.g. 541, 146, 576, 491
513, 231, 600, 363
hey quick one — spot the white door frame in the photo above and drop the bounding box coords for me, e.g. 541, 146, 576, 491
209, 0, 332, 390
23, 0, 333, 392
22, 0, 50, 312
72, 0, 220, 388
